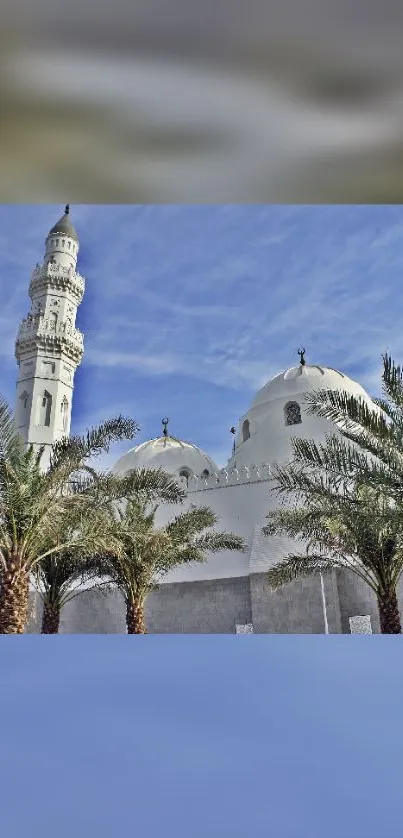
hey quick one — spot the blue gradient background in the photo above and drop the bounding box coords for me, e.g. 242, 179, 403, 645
1, 638, 402, 837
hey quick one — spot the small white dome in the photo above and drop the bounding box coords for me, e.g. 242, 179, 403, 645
251, 364, 368, 409
113, 435, 218, 479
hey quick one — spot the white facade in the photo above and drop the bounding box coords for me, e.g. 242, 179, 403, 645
15, 206, 85, 468
111, 364, 375, 588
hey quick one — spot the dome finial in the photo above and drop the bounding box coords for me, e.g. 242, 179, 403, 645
65, 204, 70, 215
230, 426, 236, 456
297, 347, 306, 366
162, 417, 169, 437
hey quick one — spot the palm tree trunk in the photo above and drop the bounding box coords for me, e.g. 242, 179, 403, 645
41, 601, 61, 634
0, 559, 29, 633
377, 589, 402, 634
126, 597, 147, 634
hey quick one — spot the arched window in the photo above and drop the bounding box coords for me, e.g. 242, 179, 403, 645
38, 390, 52, 427
284, 401, 302, 426
202, 469, 210, 478
61, 397, 69, 432
179, 467, 192, 486
242, 419, 250, 442
49, 311, 58, 331
20, 391, 29, 410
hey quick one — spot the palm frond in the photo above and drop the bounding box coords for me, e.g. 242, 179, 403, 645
165, 505, 217, 543
112, 468, 186, 505
381, 353, 403, 409
267, 554, 342, 589
0, 395, 24, 464
192, 531, 246, 553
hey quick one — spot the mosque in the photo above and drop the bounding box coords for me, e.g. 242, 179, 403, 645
16, 207, 395, 633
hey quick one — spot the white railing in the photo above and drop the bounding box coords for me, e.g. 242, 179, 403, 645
187, 463, 272, 493
17, 315, 84, 347
30, 263, 85, 296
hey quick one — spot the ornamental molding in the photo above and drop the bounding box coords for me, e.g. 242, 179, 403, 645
185, 463, 272, 493
29, 263, 85, 303
16, 315, 84, 365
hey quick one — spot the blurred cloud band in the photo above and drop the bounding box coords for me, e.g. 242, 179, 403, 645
2, 1, 403, 200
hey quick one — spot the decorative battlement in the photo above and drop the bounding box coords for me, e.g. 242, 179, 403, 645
16, 313, 84, 364
183, 463, 272, 493
29, 263, 85, 303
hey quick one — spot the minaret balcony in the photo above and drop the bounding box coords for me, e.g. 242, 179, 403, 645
15, 315, 84, 363
29, 262, 85, 302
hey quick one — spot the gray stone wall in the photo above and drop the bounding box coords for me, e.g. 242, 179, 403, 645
249, 571, 341, 633
336, 569, 403, 634
146, 576, 252, 633
26, 577, 252, 634
25, 568, 403, 634
336, 569, 380, 634
26, 587, 126, 634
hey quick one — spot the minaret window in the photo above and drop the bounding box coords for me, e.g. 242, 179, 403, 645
39, 391, 52, 427
242, 419, 250, 442
20, 391, 29, 410
284, 401, 302, 426
49, 311, 58, 331
61, 397, 69, 432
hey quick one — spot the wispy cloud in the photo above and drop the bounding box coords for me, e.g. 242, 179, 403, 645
1, 204, 403, 462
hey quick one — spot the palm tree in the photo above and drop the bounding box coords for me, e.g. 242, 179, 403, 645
34, 549, 102, 634
0, 392, 139, 633
33, 467, 187, 633
263, 353, 403, 634
94, 496, 246, 633
264, 482, 403, 633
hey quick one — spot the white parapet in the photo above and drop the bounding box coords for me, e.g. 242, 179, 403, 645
187, 463, 272, 493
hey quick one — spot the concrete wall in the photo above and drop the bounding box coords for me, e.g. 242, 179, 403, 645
27, 587, 126, 634
336, 570, 381, 634
26, 566, 393, 635
27, 577, 252, 634
250, 570, 342, 634
146, 577, 252, 633
336, 569, 403, 634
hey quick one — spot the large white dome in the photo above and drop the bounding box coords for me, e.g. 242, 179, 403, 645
251, 364, 368, 410
113, 435, 219, 479
230, 361, 375, 469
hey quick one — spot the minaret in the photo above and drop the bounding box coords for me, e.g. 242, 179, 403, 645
15, 205, 85, 469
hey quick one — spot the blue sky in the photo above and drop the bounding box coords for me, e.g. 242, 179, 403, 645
1, 204, 403, 467
2, 636, 403, 838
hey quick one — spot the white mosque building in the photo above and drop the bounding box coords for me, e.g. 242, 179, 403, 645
18, 207, 397, 633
